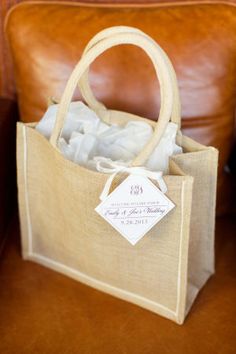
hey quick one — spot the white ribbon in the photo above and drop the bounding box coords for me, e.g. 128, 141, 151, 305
95, 157, 167, 201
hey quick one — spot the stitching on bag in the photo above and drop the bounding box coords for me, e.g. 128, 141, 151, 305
175, 181, 186, 318
23, 125, 33, 254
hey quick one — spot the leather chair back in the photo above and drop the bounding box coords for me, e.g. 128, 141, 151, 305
5, 1, 236, 214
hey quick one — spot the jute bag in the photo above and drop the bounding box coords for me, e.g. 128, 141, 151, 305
17, 26, 218, 324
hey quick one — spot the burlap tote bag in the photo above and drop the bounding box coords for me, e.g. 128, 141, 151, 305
17, 26, 218, 324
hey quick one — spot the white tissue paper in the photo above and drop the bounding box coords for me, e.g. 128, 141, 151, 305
36, 101, 182, 174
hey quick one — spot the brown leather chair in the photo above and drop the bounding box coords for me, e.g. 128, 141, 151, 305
1, 1, 236, 353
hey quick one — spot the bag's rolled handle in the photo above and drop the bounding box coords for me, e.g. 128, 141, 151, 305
50, 30, 174, 166
79, 26, 181, 130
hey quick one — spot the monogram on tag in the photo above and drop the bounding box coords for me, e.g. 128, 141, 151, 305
95, 175, 175, 245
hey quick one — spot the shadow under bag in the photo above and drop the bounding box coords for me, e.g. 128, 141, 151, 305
17, 26, 218, 324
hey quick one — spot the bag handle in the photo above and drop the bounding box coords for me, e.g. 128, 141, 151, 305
50, 30, 174, 166
79, 26, 181, 129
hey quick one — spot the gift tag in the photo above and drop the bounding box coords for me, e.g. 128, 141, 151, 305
95, 175, 175, 245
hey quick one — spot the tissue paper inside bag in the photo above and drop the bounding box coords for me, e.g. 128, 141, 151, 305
36, 101, 182, 173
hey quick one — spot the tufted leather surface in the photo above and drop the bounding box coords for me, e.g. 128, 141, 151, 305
5, 1, 236, 213
0, 214, 236, 353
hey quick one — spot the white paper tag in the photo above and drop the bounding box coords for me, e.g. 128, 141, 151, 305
95, 175, 175, 245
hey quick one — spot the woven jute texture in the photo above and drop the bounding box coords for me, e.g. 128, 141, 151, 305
16, 27, 218, 324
